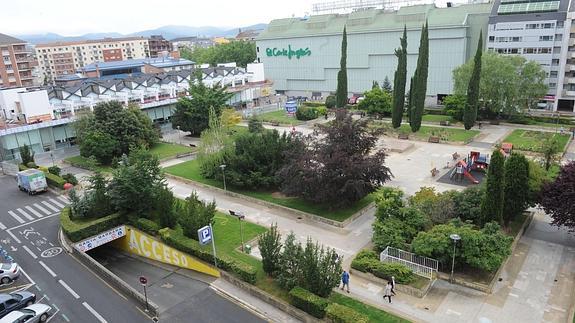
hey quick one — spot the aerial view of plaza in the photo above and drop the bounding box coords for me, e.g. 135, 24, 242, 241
0, 0, 574, 322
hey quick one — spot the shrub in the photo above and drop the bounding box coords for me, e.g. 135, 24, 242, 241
19, 145, 34, 165
177, 193, 216, 240
289, 287, 330, 319
325, 303, 369, 323
259, 223, 282, 276
316, 106, 328, 116
18, 164, 28, 171
62, 173, 78, 185
38, 166, 49, 173
45, 172, 66, 189
133, 218, 161, 236
302, 102, 325, 108
351, 250, 415, 284
60, 207, 122, 242
325, 95, 336, 109
295, 106, 318, 121
26, 162, 37, 169
48, 166, 61, 176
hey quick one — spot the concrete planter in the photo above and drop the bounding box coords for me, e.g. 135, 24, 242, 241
349, 269, 434, 298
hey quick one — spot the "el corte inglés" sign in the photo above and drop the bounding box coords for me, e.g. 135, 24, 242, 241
266, 45, 311, 59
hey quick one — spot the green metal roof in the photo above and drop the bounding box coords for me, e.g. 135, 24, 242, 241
258, 3, 493, 40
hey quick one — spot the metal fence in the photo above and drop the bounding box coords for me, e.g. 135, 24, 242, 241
380, 246, 438, 280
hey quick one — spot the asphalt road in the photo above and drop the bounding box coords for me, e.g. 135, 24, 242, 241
0, 175, 149, 323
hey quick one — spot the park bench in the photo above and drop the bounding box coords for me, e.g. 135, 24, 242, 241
229, 210, 245, 219
271, 121, 280, 126
398, 133, 409, 140
428, 136, 440, 143
439, 121, 450, 126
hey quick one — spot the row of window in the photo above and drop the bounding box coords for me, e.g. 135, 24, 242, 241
488, 47, 553, 54
494, 22, 562, 31
40, 42, 146, 53
488, 35, 556, 42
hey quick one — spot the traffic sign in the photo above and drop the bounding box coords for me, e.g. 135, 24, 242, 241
139, 276, 148, 285
198, 225, 212, 245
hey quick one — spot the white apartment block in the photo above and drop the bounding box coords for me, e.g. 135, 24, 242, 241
35, 37, 150, 82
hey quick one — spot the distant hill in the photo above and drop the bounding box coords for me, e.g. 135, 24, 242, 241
17, 23, 267, 44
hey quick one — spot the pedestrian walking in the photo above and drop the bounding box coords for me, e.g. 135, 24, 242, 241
383, 281, 393, 303
340, 270, 350, 293
391, 276, 397, 296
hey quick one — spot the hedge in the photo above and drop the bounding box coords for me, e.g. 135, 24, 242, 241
131, 218, 161, 236
289, 286, 330, 319
302, 102, 325, 108
424, 108, 447, 116
325, 303, 369, 323
60, 207, 122, 242
351, 250, 415, 284
159, 228, 257, 284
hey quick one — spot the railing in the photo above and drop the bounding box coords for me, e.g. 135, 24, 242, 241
380, 246, 438, 280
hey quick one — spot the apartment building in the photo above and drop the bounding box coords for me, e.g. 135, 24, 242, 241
488, 0, 575, 111
171, 37, 215, 50
35, 37, 150, 82
148, 35, 173, 57
0, 33, 38, 88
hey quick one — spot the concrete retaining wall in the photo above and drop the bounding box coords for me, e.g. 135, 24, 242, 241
350, 269, 434, 298
165, 173, 375, 229
60, 229, 160, 318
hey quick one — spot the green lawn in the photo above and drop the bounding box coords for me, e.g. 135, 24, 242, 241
164, 159, 373, 222
149, 142, 194, 160
422, 115, 454, 123
385, 124, 479, 142
255, 110, 303, 125
502, 129, 571, 153
65, 155, 113, 173
329, 293, 411, 323
212, 212, 267, 265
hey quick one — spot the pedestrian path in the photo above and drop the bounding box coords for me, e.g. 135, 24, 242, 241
1, 196, 69, 229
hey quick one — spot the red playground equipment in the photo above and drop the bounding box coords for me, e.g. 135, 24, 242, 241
450, 151, 490, 184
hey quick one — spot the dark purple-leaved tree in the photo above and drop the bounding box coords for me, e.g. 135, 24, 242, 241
540, 161, 575, 231
278, 109, 393, 208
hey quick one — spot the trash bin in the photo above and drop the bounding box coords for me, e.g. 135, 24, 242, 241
244, 244, 252, 254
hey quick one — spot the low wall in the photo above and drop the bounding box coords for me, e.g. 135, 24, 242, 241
220, 271, 320, 323
350, 269, 434, 298
165, 173, 375, 229
60, 229, 160, 318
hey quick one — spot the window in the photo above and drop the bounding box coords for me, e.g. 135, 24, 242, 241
512, 36, 521, 42
550, 71, 558, 77
549, 83, 556, 88
526, 23, 539, 29
540, 35, 554, 41
557, 21, 564, 28
542, 23, 554, 29
524, 47, 536, 54
540, 47, 551, 53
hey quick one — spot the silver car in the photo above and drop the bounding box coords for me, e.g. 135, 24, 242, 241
0, 264, 19, 285
0, 304, 51, 323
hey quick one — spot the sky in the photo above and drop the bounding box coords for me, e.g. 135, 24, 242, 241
3, 0, 312, 36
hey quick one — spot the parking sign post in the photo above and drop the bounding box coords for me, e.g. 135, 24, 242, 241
139, 276, 149, 312
198, 224, 217, 268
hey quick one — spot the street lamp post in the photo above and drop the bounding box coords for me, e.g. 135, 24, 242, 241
177, 125, 181, 145
237, 212, 245, 252
50, 152, 54, 167
449, 234, 461, 284
219, 164, 227, 191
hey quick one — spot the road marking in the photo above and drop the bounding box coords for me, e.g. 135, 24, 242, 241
16, 208, 34, 221
19, 268, 35, 285
22, 245, 38, 259
8, 211, 25, 224
48, 198, 65, 208
6, 230, 21, 244
39, 261, 57, 278
6, 213, 59, 232
25, 206, 43, 218
59, 280, 79, 299
34, 285, 41, 292
41, 201, 59, 213
82, 302, 108, 323
61, 314, 71, 322
46, 304, 60, 322
0, 222, 6, 230
57, 196, 70, 203
33, 203, 51, 215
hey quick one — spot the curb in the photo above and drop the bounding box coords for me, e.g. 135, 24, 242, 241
208, 285, 273, 322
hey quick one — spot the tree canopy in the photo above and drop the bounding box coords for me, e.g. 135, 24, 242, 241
357, 85, 392, 116
392, 26, 408, 128
409, 23, 429, 132
336, 27, 348, 108
463, 31, 482, 130
453, 52, 548, 117
540, 162, 575, 231
180, 41, 256, 67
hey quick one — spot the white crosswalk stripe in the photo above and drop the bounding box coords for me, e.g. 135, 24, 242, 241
33, 203, 51, 215
0, 222, 6, 230
57, 196, 70, 204
8, 211, 25, 224
41, 201, 59, 213
48, 198, 65, 208
16, 208, 34, 221
25, 206, 44, 218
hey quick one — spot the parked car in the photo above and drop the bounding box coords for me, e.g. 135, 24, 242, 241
348, 94, 363, 105
0, 292, 36, 318
0, 304, 51, 323
0, 264, 20, 285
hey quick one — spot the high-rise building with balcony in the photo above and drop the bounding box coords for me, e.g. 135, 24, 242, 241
488, 0, 575, 112
0, 33, 38, 88
148, 35, 173, 57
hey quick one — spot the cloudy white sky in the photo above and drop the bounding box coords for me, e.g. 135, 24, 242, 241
3, 0, 313, 36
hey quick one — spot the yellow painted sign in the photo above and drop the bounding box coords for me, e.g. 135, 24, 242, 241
113, 226, 219, 278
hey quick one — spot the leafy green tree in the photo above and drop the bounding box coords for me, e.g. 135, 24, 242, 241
197, 107, 234, 179
392, 26, 408, 128
481, 150, 505, 225
180, 41, 256, 67
279, 109, 392, 207
503, 153, 530, 226
19, 144, 34, 165
79, 131, 119, 165
220, 108, 242, 130
108, 149, 165, 217
443, 94, 466, 121
527, 160, 550, 206
171, 74, 233, 135
382, 76, 393, 93
88, 171, 112, 217
248, 117, 264, 133
155, 186, 178, 229
357, 86, 392, 116
336, 27, 348, 108
277, 232, 303, 290
178, 192, 216, 240
464, 31, 482, 130
259, 223, 283, 276
541, 136, 561, 171
409, 187, 456, 224
410, 22, 429, 132
453, 52, 548, 118
452, 185, 484, 225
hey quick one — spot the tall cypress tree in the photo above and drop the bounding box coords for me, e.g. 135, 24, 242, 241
481, 150, 505, 225
392, 26, 408, 128
410, 22, 429, 132
503, 153, 529, 226
336, 26, 348, 108
464, 31, 483, 130
406, 77, 414, 123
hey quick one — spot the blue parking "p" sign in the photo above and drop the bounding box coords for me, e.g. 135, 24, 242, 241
198, 225, 212, 245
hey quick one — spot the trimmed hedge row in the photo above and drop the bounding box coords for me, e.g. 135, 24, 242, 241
159, 228, 257, 284
302, 102, 325, 108
289, 287, 330, 318
351, 250, 415, 284
326, 303, 369, 323
131, 218, 161, 236
60, 207, 122, 242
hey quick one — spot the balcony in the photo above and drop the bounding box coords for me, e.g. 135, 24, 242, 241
565, 77, 575, 84
569, 65, 575, 72
570, 38, 575, 46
